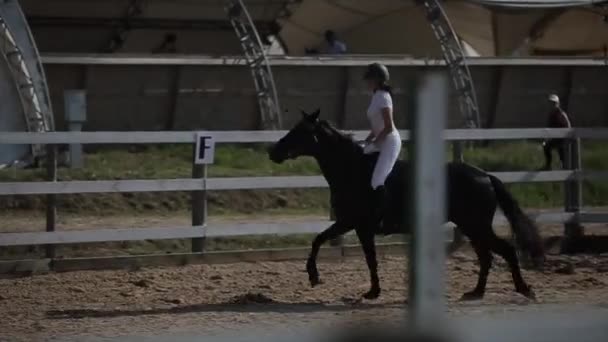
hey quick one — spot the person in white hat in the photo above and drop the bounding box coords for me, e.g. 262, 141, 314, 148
542, 94, 571, 170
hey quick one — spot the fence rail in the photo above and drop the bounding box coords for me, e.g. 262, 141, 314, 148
1, 128, 608, 145
3, 171, 608, 195
3, 212, 608, 247
1, 128, 607, 249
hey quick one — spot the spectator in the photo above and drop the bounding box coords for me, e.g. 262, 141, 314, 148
152, 33, 178, 53
305, 30, 347, 55
105, 32, 125, 53
542, 94, 571, 170
324, 30, 347, 54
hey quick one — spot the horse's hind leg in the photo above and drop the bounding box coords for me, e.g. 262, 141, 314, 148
355, 228, 380, 300
307, 222, 351, 287
489, 234, 535, 299
461, 234, 493, 301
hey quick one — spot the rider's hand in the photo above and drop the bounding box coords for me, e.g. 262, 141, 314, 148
363, 142, 377, 154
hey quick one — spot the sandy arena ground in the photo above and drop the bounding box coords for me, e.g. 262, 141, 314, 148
1, 249, 608, 341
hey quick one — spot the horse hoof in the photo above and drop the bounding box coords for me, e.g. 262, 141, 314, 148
308, 273, 322, 287
460, 291, 484, 301
306, 261, 320, 287
518, 286, 536, 300
362, 288, 381, 300
309, 278, 322, 287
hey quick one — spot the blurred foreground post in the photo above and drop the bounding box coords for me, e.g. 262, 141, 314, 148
408, 73, 448, 330
562, 137, 583, 252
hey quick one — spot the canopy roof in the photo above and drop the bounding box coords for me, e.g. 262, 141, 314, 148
17, 0, 608, 56
471, 0, 607, 8
20, 0, 292, 22
278, 0, 608, 56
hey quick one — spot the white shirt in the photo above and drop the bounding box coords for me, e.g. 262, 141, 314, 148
367, 90, 394, 137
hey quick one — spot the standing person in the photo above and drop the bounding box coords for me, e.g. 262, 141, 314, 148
542, 94, 571, 170
152, 33, 178, 53
324, 30, 347, 54
305, 30, 347, 55
362, 63, 401, 228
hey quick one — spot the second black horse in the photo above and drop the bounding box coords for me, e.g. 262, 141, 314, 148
268, 109, 544, 300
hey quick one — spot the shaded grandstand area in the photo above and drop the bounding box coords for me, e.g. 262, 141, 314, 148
19, 0, 608, 56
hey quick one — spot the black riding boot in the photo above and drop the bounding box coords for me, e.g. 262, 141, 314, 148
372, 186, 387, 233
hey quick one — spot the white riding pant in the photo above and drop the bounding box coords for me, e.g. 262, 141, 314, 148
363, 132, 401, 189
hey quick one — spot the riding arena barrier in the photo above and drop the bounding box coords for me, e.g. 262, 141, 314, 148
0, 128, 607, 258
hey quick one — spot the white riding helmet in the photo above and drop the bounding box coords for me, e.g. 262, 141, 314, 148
548, 94, 560, 103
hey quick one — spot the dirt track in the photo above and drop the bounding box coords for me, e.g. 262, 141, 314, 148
1, 250, 608, 342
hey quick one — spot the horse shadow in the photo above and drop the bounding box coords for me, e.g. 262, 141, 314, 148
46, 299, 405, 320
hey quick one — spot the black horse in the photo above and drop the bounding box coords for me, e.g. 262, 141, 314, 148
268, 109, 544, 300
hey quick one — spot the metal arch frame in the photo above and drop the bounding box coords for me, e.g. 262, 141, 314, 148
223, 0, 283, 130
0, 0, 54, 158
416, 0, 482, 129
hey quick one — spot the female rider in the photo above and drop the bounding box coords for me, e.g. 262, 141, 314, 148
362, 63, 401, 227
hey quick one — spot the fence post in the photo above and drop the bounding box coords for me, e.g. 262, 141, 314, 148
191, 155, 207, 253
45, 144, 57, 259
563, 137, 583, 250
63, 90, 86, 168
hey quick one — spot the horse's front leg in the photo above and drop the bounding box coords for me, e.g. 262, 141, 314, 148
307, 222, 351, 287
355, 227, 381, 299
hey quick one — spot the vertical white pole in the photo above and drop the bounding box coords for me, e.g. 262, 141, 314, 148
409, 73, 448, 330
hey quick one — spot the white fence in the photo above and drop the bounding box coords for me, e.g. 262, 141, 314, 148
1, 128, 608, 249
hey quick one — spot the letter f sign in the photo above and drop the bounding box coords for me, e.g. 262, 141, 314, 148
194, 132, 216, 164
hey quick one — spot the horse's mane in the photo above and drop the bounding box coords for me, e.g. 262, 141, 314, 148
314, 120, 366, 167
318, 120, 358, 145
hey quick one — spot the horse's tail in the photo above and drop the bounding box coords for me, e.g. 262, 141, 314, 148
489, 175, 545, 269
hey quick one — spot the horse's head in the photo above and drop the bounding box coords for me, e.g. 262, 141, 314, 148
268, 109, 322, 164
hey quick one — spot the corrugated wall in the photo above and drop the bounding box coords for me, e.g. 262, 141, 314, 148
42, 61, 608, 132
